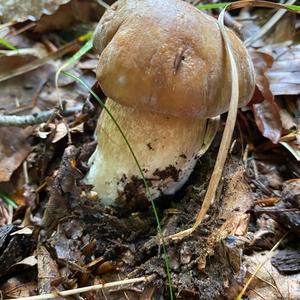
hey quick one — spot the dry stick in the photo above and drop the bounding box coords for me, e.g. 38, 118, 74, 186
168, 7, 240, 241
96, 0, 111, 10
244, 0, 297, 47
5, 276, 152, 300
0, 106, 82, 127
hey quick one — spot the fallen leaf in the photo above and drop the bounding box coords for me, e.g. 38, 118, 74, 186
0, 276, 37, 298
244, 251, 300, 300
0, 127, 32, 182
265, 44, 300, 95
280, 140, 300, 161
13, 255, 38, 267
250, 50, 282, 143
0, 0, 71, 23
52, 122, 68, 143
37, 245, 61, 295
1, 0, 105, 32
253, 99, 282, 144
10, 227, 33, 236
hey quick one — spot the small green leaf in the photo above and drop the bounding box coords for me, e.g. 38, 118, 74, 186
0, 38, 17, 50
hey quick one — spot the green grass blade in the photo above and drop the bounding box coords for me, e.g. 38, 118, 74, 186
0, 38, 17, 50
196, 2, 300, 11
55, 37, 93, 108
0, 191, 18, 209
57, 38, 93, 73
286, 4, 300, 11
197, 3, 229, 10
62, 71, 174, 300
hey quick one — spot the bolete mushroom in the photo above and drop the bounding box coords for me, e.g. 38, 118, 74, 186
86, 0, 255, 206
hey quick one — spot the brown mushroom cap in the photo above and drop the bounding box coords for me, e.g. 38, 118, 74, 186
93, 0, 255, 118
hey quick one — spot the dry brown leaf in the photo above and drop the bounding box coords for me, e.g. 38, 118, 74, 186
52, 122, 68, 143
265, 44, 300, 95
0, 277, 37, 298
1, 0, 105, 32
37, 245, 61, 295
0, 0, 71, 23
13, 255, 38, 267
244, 251, 300, 300
250, 50, 282, 143
280, 140, 300, 161
0, 127, 32, 182
10, 227, 33, 236
253, 99, 282, 144
267, 13, 296, 44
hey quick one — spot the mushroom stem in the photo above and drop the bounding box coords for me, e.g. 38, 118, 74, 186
85, 98, 208, 206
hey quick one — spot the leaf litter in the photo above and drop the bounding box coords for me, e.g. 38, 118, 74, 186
1, 1, 300, 299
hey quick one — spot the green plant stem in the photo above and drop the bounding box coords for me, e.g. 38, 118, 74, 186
62, 71, 174, 300
0, 191, 18, 209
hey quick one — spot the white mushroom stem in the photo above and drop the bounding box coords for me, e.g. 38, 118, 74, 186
85, 98, 209, 206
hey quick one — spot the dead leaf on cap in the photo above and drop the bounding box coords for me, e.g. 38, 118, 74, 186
0, 127, 32, 182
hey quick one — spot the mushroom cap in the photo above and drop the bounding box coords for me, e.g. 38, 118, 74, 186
93, 0, 255, 118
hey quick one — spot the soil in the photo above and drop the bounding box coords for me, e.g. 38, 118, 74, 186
33, 95, 255, 299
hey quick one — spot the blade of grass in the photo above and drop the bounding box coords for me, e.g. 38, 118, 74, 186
0, 37, 17, 50
197, 1, 300, 12
62, 71, 174, 300
197, 3, 229, 10
55, 37, 93, 109
0, 191, 18, 209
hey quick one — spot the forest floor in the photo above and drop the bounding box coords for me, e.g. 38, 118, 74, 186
0, 1, 300, 299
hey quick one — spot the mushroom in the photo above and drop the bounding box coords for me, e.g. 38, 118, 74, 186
86, 0, 255, 206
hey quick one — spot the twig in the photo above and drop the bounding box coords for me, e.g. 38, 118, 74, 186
0, 106, 82, 127
96, 0, 111, 10
5, 276, 153, 300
